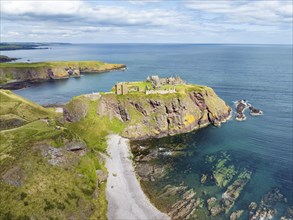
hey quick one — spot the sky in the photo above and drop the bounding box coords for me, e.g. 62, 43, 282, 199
0, 0, 292, 44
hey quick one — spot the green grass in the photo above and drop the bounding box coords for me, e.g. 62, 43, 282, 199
65, 99, 125, 152
0, 90, 55, 122
0, 91, 113, 219
0, 61, 125, 85
0, 60, 124, 69
0, 118, 108, 219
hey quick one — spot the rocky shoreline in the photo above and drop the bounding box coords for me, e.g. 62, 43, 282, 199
130, 145, 293, 220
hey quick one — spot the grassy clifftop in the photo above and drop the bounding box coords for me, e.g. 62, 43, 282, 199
0, 90, 55, 130
0, 60, 125, 70
0, 60, 126, 88
0, 90, 109, 219
65, 82, 231, 140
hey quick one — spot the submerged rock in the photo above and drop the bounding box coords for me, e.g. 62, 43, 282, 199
207, 152, 237, 188
200, 174, 207, 184
168, 188, 198, 219
135, 162, 169, 181
286, 206, 293, 218
248, 188, 288, 220
210, 206, 223, 216
207, 197, 217, 210
230, 210, 244, 220
249, 202, 258, 210
222, 169, 252, 213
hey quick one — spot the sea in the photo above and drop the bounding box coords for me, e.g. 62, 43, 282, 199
4, 44, 293, 218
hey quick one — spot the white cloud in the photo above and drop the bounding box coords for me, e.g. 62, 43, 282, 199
0, 0, 291, 43
128, 0, 161, 5
1, 1, 84, 16
185, 0, 293, 26
0, 0, 187, 28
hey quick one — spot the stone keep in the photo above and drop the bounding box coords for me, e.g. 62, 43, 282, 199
115, 83, 128, 95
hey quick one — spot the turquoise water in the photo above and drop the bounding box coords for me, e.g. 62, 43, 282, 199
6, 44, 293, 217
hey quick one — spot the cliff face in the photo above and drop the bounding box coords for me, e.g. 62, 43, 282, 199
0, 61, 126, 89
65, 85, 231, 140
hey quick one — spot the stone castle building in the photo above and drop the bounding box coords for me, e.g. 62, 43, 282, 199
146, 75, 185, 88
115, 83, 128, 95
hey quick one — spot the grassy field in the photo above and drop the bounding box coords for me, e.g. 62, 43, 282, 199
0, 90, 119, 219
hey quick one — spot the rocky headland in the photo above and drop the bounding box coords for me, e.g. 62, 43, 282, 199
64, 76, 231, 140
0, 55, 19, 63
0, 60, 126, 89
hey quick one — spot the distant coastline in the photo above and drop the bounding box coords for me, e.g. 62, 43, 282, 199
0, 42, 70, 51
0, 60, 126, 89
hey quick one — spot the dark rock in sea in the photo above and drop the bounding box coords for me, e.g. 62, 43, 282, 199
0, 55, 19, 63
249, 202, 258, 210
249, 188, 288, 220
234, 100, 263, 121
250, 107, 263, 116
236, 102, 247, 113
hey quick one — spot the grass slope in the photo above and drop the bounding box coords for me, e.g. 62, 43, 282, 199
65, 97, 125, 152
0, 91, 115, 219
0, 90, 55, 130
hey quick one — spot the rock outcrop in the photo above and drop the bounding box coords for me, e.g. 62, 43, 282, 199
0, 61, 126, 89
0, 55, 18, 63
92, 86, 231, 139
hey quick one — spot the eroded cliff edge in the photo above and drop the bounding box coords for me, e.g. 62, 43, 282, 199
64, 82, 231, 140
0, 61, 126, 89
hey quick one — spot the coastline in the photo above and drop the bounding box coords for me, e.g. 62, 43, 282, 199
105, 134, 170, 220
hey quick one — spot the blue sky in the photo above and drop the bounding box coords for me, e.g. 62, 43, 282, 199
0, 0, 292, 44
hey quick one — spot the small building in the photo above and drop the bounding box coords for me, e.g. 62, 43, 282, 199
115, 83, 128, 95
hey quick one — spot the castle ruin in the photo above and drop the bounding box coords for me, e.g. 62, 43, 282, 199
115, 82, 128, 95
146, 75, 185, 88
